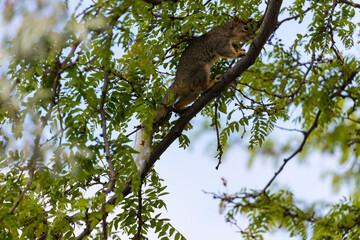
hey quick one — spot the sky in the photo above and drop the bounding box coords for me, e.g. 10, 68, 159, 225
152, 122, 348, 240
1, 0, 360, 239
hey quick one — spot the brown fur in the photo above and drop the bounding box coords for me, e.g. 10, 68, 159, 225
154, 18, 255, 123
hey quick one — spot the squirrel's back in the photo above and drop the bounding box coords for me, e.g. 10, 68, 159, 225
176, 21, 234, 74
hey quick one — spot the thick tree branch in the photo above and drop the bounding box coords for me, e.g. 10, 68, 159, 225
76, 1, 283, 238
138, 0, 283, 181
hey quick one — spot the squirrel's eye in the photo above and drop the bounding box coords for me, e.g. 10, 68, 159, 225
243, 26, 249, 31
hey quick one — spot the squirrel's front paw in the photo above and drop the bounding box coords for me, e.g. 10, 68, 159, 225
236, 49, 246, 58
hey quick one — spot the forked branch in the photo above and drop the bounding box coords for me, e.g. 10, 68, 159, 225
259, 110, 321, 196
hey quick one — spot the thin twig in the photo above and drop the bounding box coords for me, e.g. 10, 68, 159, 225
56, 83, 64, 146
274, 124, 304, 133
76, 209, 91, 239
102, 202, 108, 240
126, 125, 143, 138
163, 37, 194, 60
150, 12, 186, 20
101, 69, 116, 194
0, 73, 61, 223
232, 94, 247, 138
317, 0, 337, 62
100, 11, 121, 195
254, 65, 360, 197
214, 97, 223, 170
134, 185, 143, 240
7, 165, 35, 215
330, 66, 360, 98
327, 6, 345, 66
109, 69, 145, 99
204, 0, 211, 6
259, 110, 322, 195
337, 0, 360, 8
347, 117, 360, 124
228, 218, 257, 240
277, 7, 313, 27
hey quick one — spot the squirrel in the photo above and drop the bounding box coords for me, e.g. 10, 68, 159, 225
132, 17, 256, 171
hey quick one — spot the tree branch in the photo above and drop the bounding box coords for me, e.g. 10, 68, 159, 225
240, 65, 360, 198
259, 110, 321, 195
138, 0, 283, 181
134, 185, 143, 240
101, 69, 116, 194
277, 6, 313, 27
319, 0, 338, 60
0, 73, 61, 223
143, 0, 178, 5
256, 65, 360, 196
6, 163, 35, 215
337, 0, 360, 8
102, 203, 108, 240
214, 97, 223, 170
76, 0, 283, 238
331, 66, 360, 98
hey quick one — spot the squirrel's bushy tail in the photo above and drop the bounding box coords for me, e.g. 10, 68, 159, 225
132, 128, 152, 171
132, 90, 174, 170
153, 91, 173, 124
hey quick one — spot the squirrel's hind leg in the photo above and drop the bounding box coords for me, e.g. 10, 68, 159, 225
205, 74, 222, 91
174, 90, 200, 111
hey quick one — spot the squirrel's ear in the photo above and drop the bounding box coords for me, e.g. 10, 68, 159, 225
231, 16, 240, 28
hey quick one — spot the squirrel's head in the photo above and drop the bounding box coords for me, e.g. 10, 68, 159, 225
230, 17, 258, 43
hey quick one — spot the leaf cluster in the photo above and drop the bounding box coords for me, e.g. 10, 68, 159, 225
0, 0, 360, 239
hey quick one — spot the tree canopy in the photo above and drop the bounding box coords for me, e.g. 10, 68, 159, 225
0, 0, 360, 239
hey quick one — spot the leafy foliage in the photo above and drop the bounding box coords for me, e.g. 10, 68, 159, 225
0, 0, 359, 239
